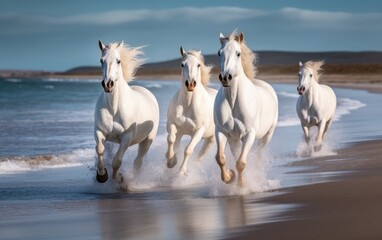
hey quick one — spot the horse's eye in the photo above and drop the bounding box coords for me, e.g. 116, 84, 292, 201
237, 52, 241, 57
298, 73, 301, 77
217, 50, 221, 57
309, 74, 312, 77
117, 59, 121, 64
197, 64, 201, 68
181, 63, 185, 68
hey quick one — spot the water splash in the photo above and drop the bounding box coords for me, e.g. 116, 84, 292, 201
296, 127, 338, 158
90, 133, 280, 196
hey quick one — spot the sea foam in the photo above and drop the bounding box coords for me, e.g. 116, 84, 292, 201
0, 148, 94, 174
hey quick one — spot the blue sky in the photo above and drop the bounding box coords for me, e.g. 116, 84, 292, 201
1, 0, 382, 71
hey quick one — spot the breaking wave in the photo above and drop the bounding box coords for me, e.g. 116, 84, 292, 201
0, 149, 94, 174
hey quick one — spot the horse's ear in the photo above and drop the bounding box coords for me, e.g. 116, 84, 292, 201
299, 61, 303, 68
180, 46, 186, 57
219, 33, 227, 44
117, 41, 124, 48
239, 32, 244, 43
99, 40, 105, 51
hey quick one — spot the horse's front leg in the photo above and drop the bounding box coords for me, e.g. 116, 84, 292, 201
197, 135, 215, 162
95, 130, 108, 183
236, 131, 256, 187
315, 121, 327, 151
179, 128, 205, 176
215, 131, 235, 184
166, 124, 179, 168
302, 124, 310, 144
112, 133, 133, 183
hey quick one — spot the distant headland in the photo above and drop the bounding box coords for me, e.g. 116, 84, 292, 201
1, 51, 382, 84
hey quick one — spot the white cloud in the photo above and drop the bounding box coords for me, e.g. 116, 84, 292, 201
54, 7, 266, 25
278, 7, 382, 29
2, 6, 381, 29
1, 6, 381, 70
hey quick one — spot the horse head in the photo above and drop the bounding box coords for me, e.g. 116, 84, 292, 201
217, 32, 244, 87
297, 61, 324, 95
180, 46, 203, 92
99, 40, 124, 93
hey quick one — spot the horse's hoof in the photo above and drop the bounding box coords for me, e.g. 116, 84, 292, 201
167, 156, 178, 168
314, 144, 322, 152
113, 172, 124, 184
119, 175, 124, 184
178, 169, 188, 177
237, 178, 246, 188
96, 168, 108, 183
222, 169, 235, 184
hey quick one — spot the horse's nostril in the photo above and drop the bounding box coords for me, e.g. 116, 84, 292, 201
185, 81, 189, 87
302, 86, 305, 91
228, 74, 232, 80
102, 81, 106, 88
219, 74, 223, 81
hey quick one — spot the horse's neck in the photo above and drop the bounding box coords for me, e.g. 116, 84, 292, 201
223, 73, 249, 108
179, 85, 203, 106
304, 80, 320, 107
105, 79, 131, 115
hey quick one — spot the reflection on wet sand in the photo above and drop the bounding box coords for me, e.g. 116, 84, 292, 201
96, 189, 293, 239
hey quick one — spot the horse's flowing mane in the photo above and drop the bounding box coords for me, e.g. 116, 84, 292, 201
107, 42, 145, 82
227, 30, 258, 80
304, 60, 324, 82
185, 50, 212, 86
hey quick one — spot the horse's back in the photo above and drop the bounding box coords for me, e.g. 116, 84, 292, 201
130, 85, 160, 138
131, 84, 159, 115
253, 79, 279, 137
131, 85, 159, 108
253, 79, 278, 103
320, 84, 337, 117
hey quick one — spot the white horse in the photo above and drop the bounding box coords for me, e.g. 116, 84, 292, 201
94, 40, 159, 184
214, 31, 278, 187
296, 60, 336, 150
166, 47, 217, 176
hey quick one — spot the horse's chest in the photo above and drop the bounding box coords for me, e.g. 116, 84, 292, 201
219, 112, 249, 139
97, 109, 131, 135
300, 108, 319, 125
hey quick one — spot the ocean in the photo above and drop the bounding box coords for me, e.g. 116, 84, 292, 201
0, 77, 380, 239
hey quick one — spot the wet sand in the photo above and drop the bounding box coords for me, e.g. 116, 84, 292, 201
230, 139, 382, 239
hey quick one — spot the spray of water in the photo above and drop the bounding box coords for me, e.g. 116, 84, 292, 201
296, 127, 339, 158
89, 133, 280, 196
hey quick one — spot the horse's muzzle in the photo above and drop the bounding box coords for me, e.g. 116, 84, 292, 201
219, 73, 232, 87
185, 80, 196, 91
297, 86, 305, 95
102, 80, 114, 93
